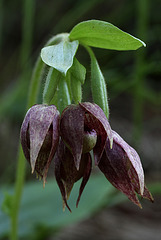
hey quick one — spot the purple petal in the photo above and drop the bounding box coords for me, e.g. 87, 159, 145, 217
29, 105, 59, 173
128, 164, 154, 202
76, 152, 92, 207
43, 108, 60, 184
98, 140, 142, 207
54, 139, 92, 211
60, 105, 85, 170
79, 102, 113, 164
54, 140, 72, 212
112, 130, 144, 196
142, 186, 154, 202
20, 108, 31, 162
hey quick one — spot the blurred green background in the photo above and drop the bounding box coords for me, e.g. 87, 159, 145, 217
0, 0, 161, 239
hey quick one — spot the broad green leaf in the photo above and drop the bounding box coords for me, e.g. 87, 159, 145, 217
69, 20, 146, 50
41, 39, 79, 75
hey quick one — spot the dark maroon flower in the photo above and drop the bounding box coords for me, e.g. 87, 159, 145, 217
55, 102, 113, 210
56, 103, 153, 210
60, 102, 113, 169
20, 104, 60, 185
98, 130, 154, 208
20, 102, 153, 211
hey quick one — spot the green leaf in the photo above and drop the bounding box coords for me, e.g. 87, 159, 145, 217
41, 39, 79, 75
69, 20, 146, 50
69, 72, 82, 103
67, 58, 86, 103
86, 46, 109, 119
69, 58, 86, 84
43, 67, 61, 104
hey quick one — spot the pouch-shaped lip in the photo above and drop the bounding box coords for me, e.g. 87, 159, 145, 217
79, 102, 113, 165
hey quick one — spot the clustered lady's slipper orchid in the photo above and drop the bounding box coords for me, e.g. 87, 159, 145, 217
20, 102, 153, 211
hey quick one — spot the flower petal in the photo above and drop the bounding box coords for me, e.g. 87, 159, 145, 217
60, 104, 85, 169
43, 109, 60, 185
128, 164, 154, 202
54, 140, 72, 212
54, 139, 92, 211
29, 105, 59, 173
20, 108, 31, 162
112, 130, 144, 196
76, 152, 92, 207
79, 102, 113, 164
98, 139, 142, 207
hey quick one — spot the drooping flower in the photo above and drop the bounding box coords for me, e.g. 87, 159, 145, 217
55, 103, 153, 210
20, 102, 153, 211
98, 130, 154, 208
20, 104, 60, 185
55, 102, 113, 209
59, 102, 113, 169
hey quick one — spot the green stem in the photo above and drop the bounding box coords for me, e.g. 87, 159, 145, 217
28, 57, 44, 108
10, 148, 26, 240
